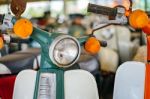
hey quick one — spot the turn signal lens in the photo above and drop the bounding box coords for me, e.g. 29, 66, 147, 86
13, 18, 33, 39
85, 37, 101, 54
0, 37, 4, 49
129, 10, 149, 29
142, 20, 150, 35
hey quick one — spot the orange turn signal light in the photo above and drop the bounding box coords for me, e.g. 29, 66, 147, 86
13, 18, 33, 39
85, 37, 101, 54
142, 20, 150, 35
129, 9, 149, 29
0, 37, 4, 49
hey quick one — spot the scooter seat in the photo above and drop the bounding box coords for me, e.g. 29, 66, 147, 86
14, 48, 40, 54
0, 48, 40, 75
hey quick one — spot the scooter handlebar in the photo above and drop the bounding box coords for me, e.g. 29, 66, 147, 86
10, 37, 30, 43
87, 3, 117, 17
2, 34, 29, 43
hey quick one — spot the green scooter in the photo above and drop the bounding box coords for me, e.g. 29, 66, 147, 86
0, 0, 128, 99
1, 16, 101, 99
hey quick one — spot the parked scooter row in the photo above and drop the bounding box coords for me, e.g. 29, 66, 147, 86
0, 0, 129, 99
1, 0, 150, 99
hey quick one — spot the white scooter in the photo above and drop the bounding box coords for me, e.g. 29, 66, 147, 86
95, 25, 138, 64
113, 36, 150, 99
113, 1, 150, 99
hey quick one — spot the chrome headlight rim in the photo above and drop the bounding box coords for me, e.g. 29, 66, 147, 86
49, 35, 81, 68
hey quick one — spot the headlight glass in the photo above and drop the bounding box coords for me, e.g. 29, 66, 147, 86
49, 35, 80, 68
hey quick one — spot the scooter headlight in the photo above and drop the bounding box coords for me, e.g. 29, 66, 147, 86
49, 35, 81, 68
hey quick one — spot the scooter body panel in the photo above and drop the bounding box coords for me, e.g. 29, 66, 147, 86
113, 62, 145, 99
98, 47, 118, 73
13, 70, 99, 99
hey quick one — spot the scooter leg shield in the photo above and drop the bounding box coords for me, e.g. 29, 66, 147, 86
13, 70, 99, 99
13, 70, 37, 99
64, 70, 99, 99
113, 62, 145, 99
